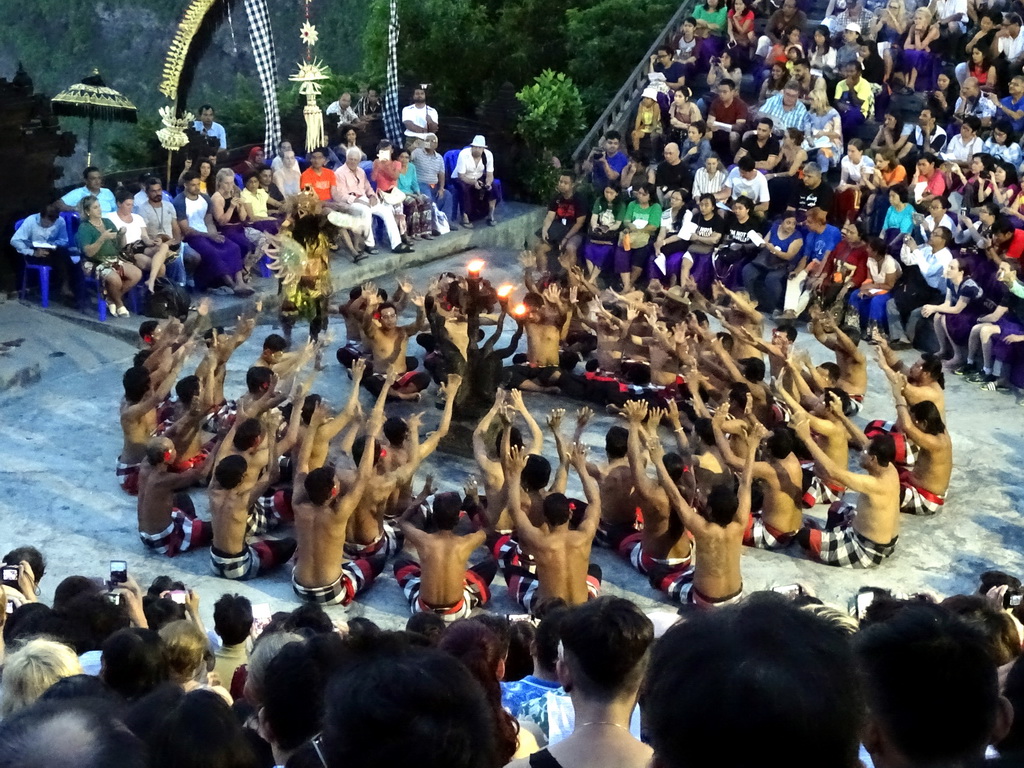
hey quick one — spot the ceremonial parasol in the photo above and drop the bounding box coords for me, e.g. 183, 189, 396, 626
51, 70, 138, 166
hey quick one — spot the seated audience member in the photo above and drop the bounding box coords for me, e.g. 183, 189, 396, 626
847, 236, 900, 335
270, 140, 302, 197
57, 165, 117, 214
791, 162, 835, 215
173, 171, 250, 296
924, 257, 986, 368
982, 123, 1023, 167
871, 114, 914, 163
706, 51, 743, 91
616, 183, 663, 291
708, 79, 750, 159
717, 156, 770, 215
582, 130, 630, 190
77, 194, 143, 317
410, 133, 454, 225
804, 89, 844, 174
742, 211, 803, 311
648, 142, 692, 206
765, 128, 808, 213
680, 193, 727, 293
666, 89, 702, 147
716, 196, 763, 286
652, 189, 693, 287
107, 188, 172, 294
336, 147, 411, 255
649, 45, 687, 91
100, 628, 170, 701
0, 638, 83, 717
371, 140, 415, 248
887, 226, 954, 348
135, 177, 189, 286
632, 87, 665, 158
836, 139, 875, 220
735, 118, 782, 172
782, 207, 841, 318
453, 135, 498, 228
299, 147, 338, 203
396, 147, 436, 240
692, 153, 728, 198
834, 61, 874, 140
679, 121, 713, 173
941, 116, 985, 166
855, 603, 1012, 768
11, 203, 73, 301
643, 594, 864, 768
952, 76, 997, 128
327, 92, 361, 131
912, 153, 947, 207
211, 593, 252, 685
757, 81, 809, 133
583, 184, 625, 281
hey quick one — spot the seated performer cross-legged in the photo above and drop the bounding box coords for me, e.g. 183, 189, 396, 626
290, 401, 384, 605
502, 443, 603, 614
136, 436, 216, 557
360, 290, 431, 401
793, 415, 901, 568
394, 488, 498, 621
646, 428, 755, 607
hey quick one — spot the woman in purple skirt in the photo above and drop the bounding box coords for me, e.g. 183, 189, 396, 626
922, 257, 984, 369
649, 190, 690, 287
963, 263, 1024, 389
896, 8, 940, 91
583, 185, 625, 283
683, 193, 728, 295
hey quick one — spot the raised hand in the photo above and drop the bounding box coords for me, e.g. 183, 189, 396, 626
397, 274, 413, 294
645, 433, 664, 462
419, 474, 435, 498
622, 399, 649, 424
791, 412, 812, 440
464, 475, 479, 502
570, 441, 589, 467
505, 444, 529, 473
351, 357, 366, 382
575, 407, 594, 431
547, 408, 565, 431
508, 388, 527, 413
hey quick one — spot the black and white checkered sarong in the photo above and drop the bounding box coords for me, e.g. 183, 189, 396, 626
382, 0, 404, 147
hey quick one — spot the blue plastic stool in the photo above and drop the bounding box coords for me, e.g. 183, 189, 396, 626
258, 252, 273, 278
82, 275, 109, 321
20, 263, 51, 307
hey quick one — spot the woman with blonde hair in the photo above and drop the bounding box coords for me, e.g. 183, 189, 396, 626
0, 638, 82, 716
803, 90, 843, 173
159, 620, 232, 703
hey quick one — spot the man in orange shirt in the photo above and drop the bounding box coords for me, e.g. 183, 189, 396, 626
300, 148, 336, 202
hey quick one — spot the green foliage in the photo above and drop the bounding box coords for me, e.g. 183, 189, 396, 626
516, 71, 585, 159
107, 115, 164, 172
566, 0, 676, 116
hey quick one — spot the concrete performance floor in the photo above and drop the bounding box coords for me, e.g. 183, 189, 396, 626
2, 248, 1023, 630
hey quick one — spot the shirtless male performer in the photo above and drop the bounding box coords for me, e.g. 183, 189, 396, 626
809, 307, 867, 411
393, 488, 498, 621
504, 286, 573, 393
136, 435, 216, 556
792, 414, 901, 568
118, 345, 190, 495
290, 401, 384, 604
879, 355, 953, 515
619, 401, 694, 581
503, 443, 603, 613
646, 427, 755, 607
360, 291, 430, 400
712, 408, 803, 549
586, 422, 644, 550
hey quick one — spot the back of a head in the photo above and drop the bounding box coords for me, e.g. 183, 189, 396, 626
262, 640, 326, 753
533, 606, 568, 675
643, 593, 863, 768
855, 602, 1004, 765
214, 593, 254, 647
605, 425, 629, 459
0, 700, 147, 768
522, 454, 552, 492
244, 631, 303, 706
542, 492, 572, 527
432, 491, 463, 531
3, 546, 44, 584
383, 416, 409, 447
406, 612, 446, 645
0, 638, 83, 717
559, 597, 654, 702
100, 628, 169, 701
149, 689, 257, 768
322, 646, 497, 768
158, 620, 208, 684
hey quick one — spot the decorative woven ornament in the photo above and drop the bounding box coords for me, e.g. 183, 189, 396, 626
156, 105, 195, 151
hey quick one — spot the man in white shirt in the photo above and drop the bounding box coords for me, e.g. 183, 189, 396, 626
193, 105, 227, 150
57, 166, 116, 214
940, 116, 984, 166
453, 135, 497, 226
953, 78, 997, 128
935, 0, 968, 35
995, 13, 1024, 75
716, 156, 770, 214
886, 226, 954, 347
402, 87, 439, 147
326, 92, 360, 130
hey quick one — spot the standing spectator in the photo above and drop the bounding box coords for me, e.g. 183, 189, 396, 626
11, 203, 72, 301
57, 165, 116, 214
193, 105, 227, 150
411, 133, 454, 226
210, 594, 251, 694
402, 86, 439, 147
453, 135, 498, 228
326, 92, 360, 131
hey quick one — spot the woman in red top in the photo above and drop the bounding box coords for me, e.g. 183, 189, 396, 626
967, 47, 997, 90
727, 0, 756, 63
371, 140, 412, 247
819, 220, 869, 320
